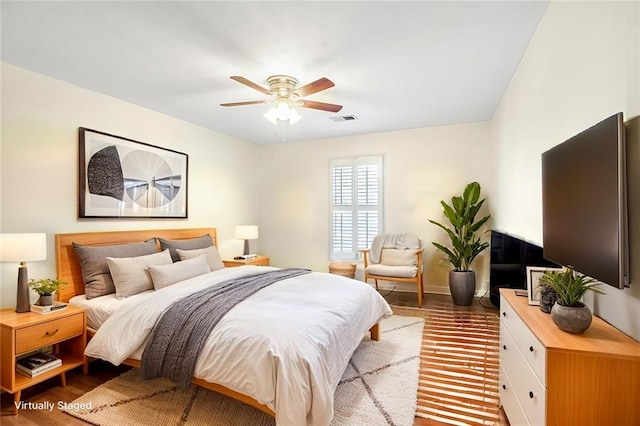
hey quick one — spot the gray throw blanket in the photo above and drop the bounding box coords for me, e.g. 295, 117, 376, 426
370, 234, 421, 264
141, 268, 311, 387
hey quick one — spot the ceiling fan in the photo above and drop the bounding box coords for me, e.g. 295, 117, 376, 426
220, 75, 343, 115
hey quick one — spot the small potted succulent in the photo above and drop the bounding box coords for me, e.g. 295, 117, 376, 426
29, 278, 67, 306
539, 268, 604, 333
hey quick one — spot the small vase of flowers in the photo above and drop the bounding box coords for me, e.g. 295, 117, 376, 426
29, 278, 67, 306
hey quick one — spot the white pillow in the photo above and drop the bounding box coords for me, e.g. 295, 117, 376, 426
380, 249, 419, 266
107, 250, 172, 299
177, 246, 224, 271
148, 253, 210, 290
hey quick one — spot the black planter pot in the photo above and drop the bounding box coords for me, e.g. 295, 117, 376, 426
539, 286, 558, 313
449, 270, 475, 306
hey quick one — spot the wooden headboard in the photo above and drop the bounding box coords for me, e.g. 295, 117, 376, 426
55, 228, 218, 302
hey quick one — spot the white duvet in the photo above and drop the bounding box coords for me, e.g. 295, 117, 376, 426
84, 266, 392, 426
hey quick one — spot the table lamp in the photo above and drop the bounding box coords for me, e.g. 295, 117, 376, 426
0, 233, 47, 312
235, 225, 259, 256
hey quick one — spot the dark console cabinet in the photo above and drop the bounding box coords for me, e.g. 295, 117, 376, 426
489, 231, 560, 307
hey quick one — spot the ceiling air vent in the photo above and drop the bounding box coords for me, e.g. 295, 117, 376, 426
330, 115, 357, 122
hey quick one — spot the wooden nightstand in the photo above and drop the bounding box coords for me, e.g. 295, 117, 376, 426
223, 255, 270, 267
0, 306, 87, 414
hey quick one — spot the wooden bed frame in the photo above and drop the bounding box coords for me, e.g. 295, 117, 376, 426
55, 227, 380, 418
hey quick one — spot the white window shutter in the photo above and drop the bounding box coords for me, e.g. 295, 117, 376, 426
330, 156, 383, 260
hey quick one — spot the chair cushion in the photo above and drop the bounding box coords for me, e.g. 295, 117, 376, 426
366, 264, 418, 278
380, 249, 419, 266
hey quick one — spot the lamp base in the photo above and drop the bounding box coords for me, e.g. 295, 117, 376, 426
243, 239, 251, 256
16, 262, 31, 313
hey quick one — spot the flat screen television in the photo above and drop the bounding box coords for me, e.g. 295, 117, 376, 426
489, 230, 560, 307
542, 112, 629, 289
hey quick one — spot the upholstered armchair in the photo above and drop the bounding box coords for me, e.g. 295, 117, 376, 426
359, 234, 424, 306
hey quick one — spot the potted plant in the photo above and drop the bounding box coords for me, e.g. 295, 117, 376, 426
539, 268, 604, 333
538, 283, 558, 314
428, 182, 491, 305
29, 278, 67, 306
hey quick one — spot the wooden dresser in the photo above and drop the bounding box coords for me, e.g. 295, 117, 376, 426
499, 289, 640, 426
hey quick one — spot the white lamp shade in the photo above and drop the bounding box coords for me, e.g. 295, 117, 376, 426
0, 233, 47, 262
264, 100, 302, 125
235, 225, 259, 240
287, 107, 302, 124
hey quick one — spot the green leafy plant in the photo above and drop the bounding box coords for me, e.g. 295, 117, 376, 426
539, 268, 604, 307
428, 181, 491, 271
29, 278, 67, 296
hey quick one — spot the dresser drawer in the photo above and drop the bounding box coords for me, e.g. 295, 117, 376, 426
500, 322, 546, 426
500, 322, 524, 379
499, 366, 530, 426
500, 294, 546, 384
15, 313, 84, 354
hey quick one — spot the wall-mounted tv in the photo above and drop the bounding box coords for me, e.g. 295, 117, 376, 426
542, 112, 629, 289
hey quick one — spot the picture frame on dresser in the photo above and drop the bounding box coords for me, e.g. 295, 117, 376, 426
78, 127, 188, 218
526, 266, 561, 305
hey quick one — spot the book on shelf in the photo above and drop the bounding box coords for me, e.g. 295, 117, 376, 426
30, 301, 67, 314
16, 352, 62, 378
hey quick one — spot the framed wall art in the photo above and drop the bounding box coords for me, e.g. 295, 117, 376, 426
79, 128, 188, 218
526, 266, 562, 305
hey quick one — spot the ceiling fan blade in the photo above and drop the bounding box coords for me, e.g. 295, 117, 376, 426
230, 76, 271, 95
294, 78, 335, 97
300, 100, 343, 113
220, 100, 267, 107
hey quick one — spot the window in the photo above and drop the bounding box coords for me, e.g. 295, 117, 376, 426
330, 155, 384, 260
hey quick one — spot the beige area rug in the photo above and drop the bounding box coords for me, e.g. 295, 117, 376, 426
392, 305, 501, 425
64, 315, 424, 426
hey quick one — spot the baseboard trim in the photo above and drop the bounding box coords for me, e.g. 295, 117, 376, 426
370, 281, 486, 297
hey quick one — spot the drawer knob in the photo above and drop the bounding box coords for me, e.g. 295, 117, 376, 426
502, 384, 507, 390
45, 329, 59, 336
502, 311, 506, 317
503, 344, 507, 350
529, 391, 534, 399
529, 346, 534, 352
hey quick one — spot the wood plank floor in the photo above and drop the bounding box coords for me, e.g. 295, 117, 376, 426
1, 291, 505, 425
385, 291, 505, 426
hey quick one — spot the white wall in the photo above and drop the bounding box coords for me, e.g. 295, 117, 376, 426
491, 1, 640, 340
0, 63, 259, 308
256, 123, 495, 295
0, 62, 498, 308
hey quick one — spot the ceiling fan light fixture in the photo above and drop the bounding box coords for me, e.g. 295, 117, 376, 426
287, 107, 302, 125
223, 75, 341, 130
264, 99, 302, 125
